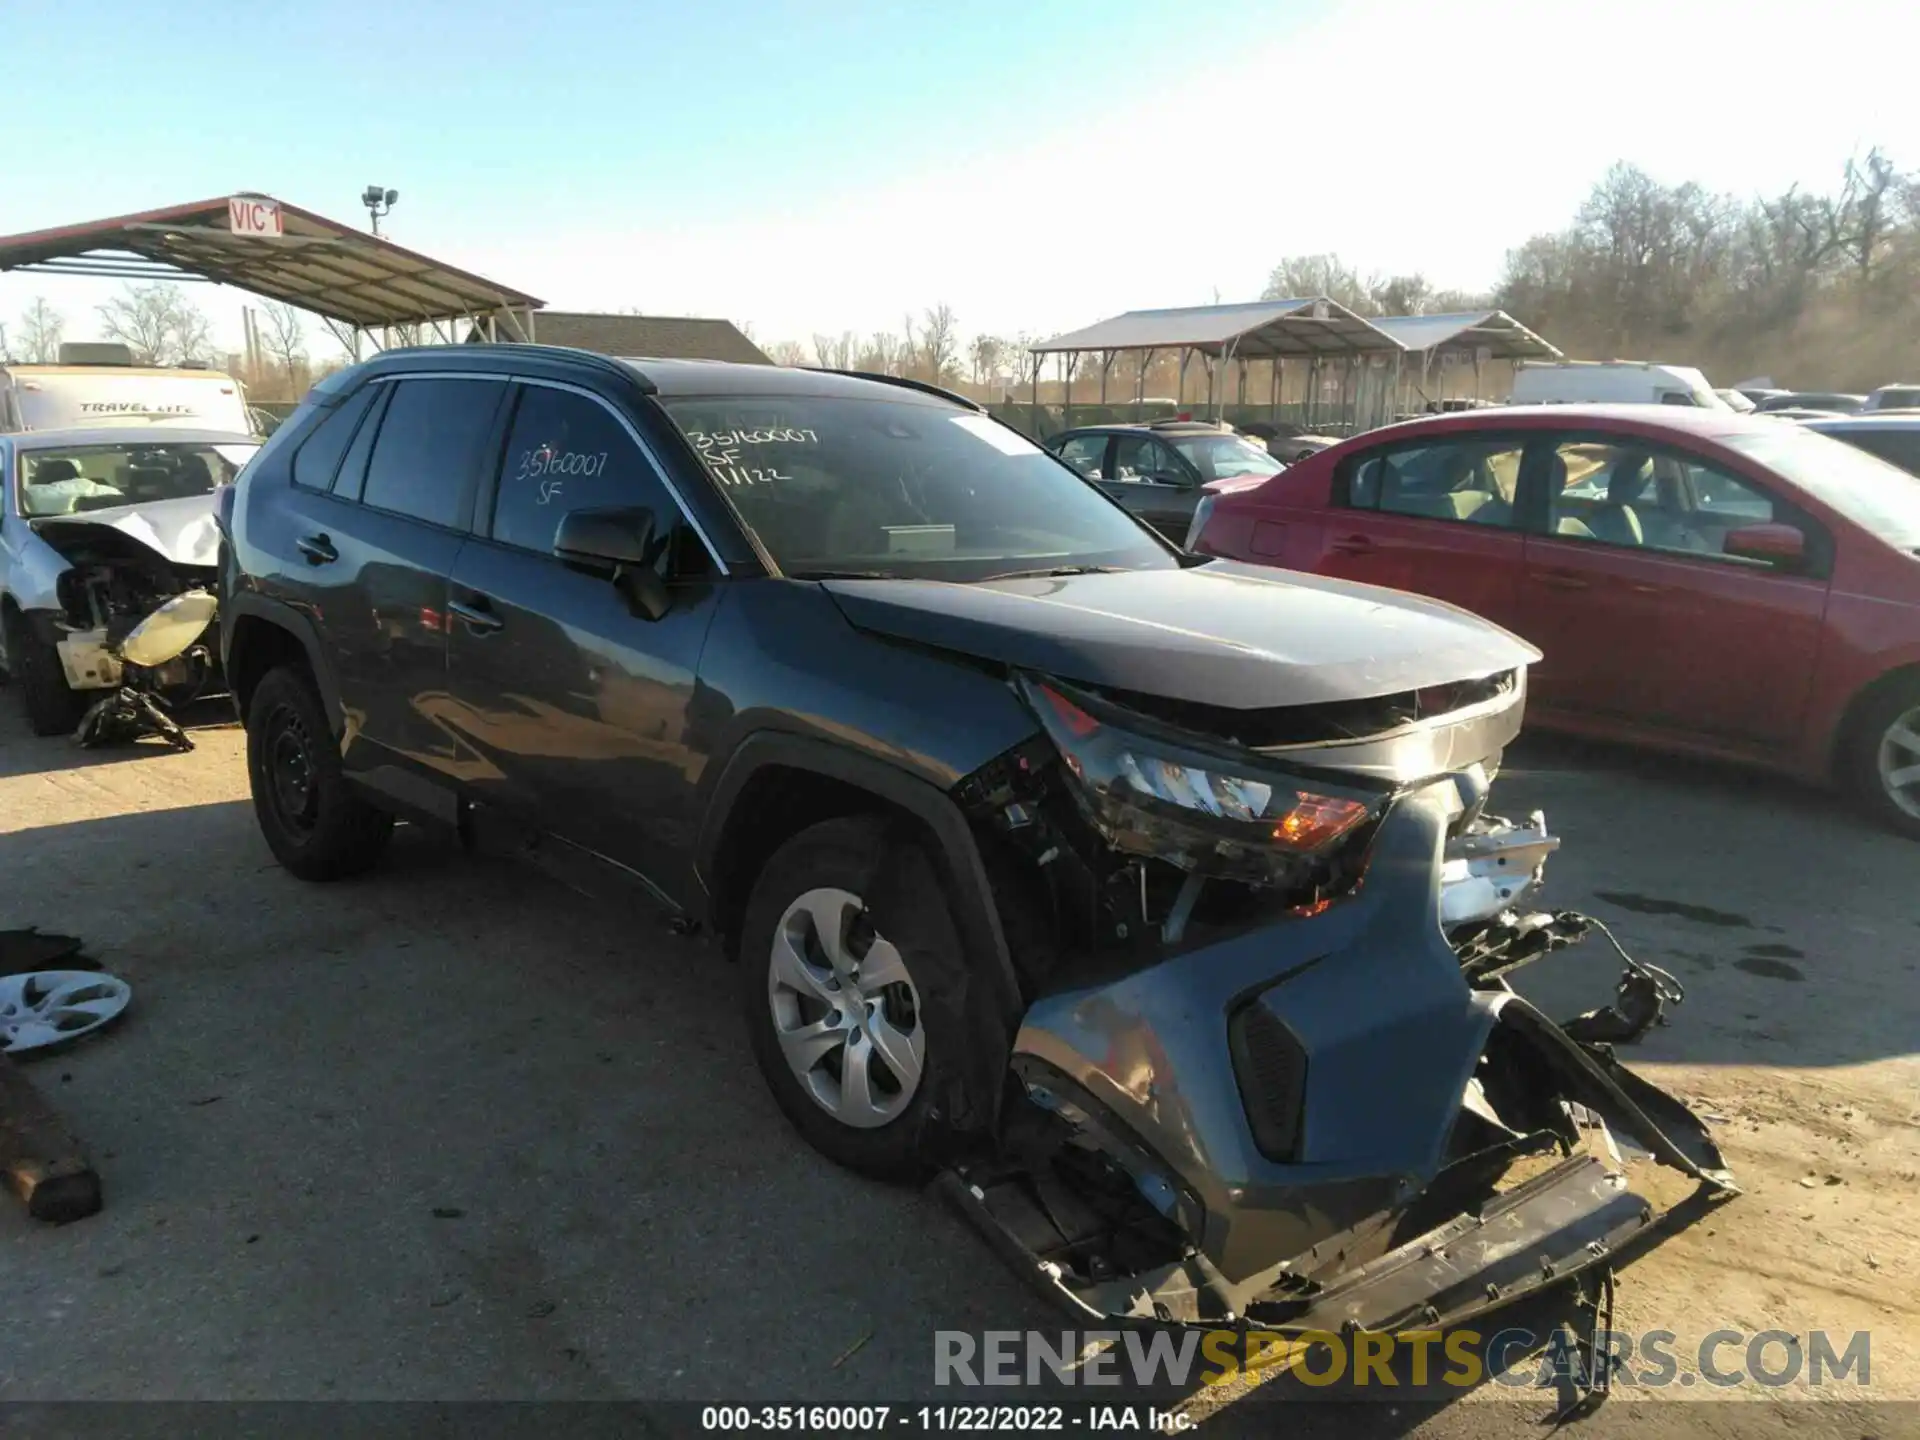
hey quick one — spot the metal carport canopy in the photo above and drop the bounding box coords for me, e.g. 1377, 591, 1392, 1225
0, 194, 544, 336
1367, 310, 1560, 361
1030, 298, 1405, 358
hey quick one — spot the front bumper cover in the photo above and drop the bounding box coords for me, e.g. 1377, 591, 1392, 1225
941, 779, 1735, 1332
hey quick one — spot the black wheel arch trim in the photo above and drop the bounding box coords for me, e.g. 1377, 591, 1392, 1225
692, 730, 1025, 1028
221, 590, 346, 737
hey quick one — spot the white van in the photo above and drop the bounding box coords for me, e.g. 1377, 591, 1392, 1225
0, 343, 253, 435
1509, 360, 1730, 410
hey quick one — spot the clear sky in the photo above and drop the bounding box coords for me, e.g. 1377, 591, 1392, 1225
3, 0, 1916, 360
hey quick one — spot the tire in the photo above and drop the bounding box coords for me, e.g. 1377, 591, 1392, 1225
3, 608, 87, 737
246, 664, 394, 880
1847, 676, 1920, 841
737, 814, 1007, 1181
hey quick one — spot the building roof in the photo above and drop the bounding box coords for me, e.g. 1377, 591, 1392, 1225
1031, 298, 1402, 359
1367, 310, 1561, 361
467, 312, 769, 363
0, 195, 542, 330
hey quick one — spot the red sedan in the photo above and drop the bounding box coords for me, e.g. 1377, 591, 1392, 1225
1187, 405, 1920, 837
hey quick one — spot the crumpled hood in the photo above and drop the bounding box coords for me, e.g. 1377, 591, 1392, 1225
822, 561, 1540, 709
30, 492, 221, 568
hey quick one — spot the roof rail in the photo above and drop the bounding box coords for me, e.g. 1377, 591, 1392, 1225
378, 342, 658, 393
805, 368, 984, 412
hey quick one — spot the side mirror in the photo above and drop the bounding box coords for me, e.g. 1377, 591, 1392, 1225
1144, 470, 1190, 488
1723, 521, 1805, 567
553, 506, 671, 620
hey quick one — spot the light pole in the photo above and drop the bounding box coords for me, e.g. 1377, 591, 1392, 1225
361, 185, 398, 236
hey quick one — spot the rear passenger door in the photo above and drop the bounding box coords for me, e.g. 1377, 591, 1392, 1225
290, 374, 510, 788
442, 379, 725, 893
1106, 433, 1201, 541
1314, 433, 1537, 634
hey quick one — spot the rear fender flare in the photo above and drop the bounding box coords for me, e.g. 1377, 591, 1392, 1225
221, 590, 346, 737
694, 731, 1024, 1030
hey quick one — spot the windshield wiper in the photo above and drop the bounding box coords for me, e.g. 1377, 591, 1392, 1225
785, 568, 897, 580
977, 564, 1135, 582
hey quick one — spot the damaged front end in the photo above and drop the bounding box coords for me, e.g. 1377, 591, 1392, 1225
942, 667, 1734, 1337
29, 511, 223, 749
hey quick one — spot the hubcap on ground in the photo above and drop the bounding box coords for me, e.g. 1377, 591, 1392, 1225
766, 886, 925, 1128
266, 706, 319, 834
1878, 704, 1920, 820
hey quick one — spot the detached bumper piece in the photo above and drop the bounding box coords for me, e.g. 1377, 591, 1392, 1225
943, 1011, 1731, 1333
941, 782, 1736, 1337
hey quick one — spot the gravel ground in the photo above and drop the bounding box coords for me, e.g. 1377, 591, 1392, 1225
1, 697, 1915, 1437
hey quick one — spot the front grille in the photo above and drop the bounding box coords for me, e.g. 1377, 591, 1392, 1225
1228, 1000, 1308, 1161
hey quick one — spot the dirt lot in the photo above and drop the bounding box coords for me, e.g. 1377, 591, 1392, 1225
2, 697, 1917, 1435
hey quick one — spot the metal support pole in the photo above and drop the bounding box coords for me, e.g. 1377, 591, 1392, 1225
1063, 353, 1073, 430
1029, 351, 1040, 431
1270, 358, 1280, 422
1135, 348, 1152, 421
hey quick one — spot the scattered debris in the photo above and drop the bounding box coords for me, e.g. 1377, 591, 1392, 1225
0, 971, 132, 1054
431, 1206, 465, 1219
0, 1053, 103, 1222
526, 1300, 557, 1319
0, 930, 100, 973
188, 1095, 223, 1107
830, 1331, 873, 1370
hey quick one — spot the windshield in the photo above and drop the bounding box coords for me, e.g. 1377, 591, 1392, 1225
1167, 433, 1284, 480
15, 441, 257, 518
1720, 427, 1920, 548
1873, 388, 1920, 410
657, 394, 1177, 580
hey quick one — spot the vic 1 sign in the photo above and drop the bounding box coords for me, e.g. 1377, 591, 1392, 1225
228, 197, 283, 238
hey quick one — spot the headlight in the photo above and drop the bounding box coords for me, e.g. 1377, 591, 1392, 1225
1182, 494, 1216, 551
1020, 676, 1380, 882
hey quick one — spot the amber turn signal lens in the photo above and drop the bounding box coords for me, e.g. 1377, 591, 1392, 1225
1271, 793, 1372, 850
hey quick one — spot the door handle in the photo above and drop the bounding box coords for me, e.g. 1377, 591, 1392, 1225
1535, 569, 1589, 591
448, 595, 504, 633
296, 533, 338, 565
1329, 534, 1377, 556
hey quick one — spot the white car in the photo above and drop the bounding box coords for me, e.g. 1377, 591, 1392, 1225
0, 426, 259, 734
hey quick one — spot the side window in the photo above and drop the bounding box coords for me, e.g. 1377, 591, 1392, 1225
1845, 429, 1920, 478
1347, 438, 1526, 527
1544, 439, 1660, 545
1112, 435, 1184, 483
360, 378, 505, 529
1546, 436, 1787, 556
290, 386, 377, 492
491, 385, 673, 555
331, 384, 391, 502
1055, 434, 1107, 479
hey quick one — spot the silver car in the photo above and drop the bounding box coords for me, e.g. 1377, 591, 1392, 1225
0, 426, 258, 734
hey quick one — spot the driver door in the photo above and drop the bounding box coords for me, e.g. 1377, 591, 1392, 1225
442, 380, 724, 892
1520, 433, 1829, 750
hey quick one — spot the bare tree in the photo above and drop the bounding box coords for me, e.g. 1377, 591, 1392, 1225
969, 334, 1004, 387
766, 339, 810, 366
920, 304, 960, 385
0, 321, 11, 364
259, 301, 309, 391
812, 331, 858, 369
1260, 254, 1376, 313
1369, 274, 1433, 316
97, 283, 212, 366
17, 298, 65, 362
899, 313, 919, 378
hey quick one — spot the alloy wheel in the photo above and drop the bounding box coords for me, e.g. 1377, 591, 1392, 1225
1878, 703, 1920, 821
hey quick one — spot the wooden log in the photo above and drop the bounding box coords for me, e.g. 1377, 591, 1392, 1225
0, 1054, 102, 1222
